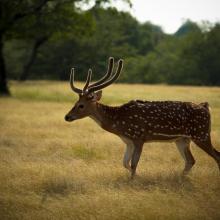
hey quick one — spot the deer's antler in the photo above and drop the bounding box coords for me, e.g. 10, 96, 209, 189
83, 69, 92, 93
69, 57, 123, 95
70, 68, 83, 94
87, 59, 123, 93
88, 57, 114, 88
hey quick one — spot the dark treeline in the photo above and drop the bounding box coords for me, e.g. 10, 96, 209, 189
1, 0, 220, 95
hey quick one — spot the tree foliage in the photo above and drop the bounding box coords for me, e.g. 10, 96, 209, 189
0, 0, 130, 95
2, 2, 220, 93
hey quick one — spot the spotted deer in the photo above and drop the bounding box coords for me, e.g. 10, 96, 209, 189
65, 57, 220, 178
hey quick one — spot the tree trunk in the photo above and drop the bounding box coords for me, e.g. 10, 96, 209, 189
19, 36, 48, 81
0, 33, 10, 96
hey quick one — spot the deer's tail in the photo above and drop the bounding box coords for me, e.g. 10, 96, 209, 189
199, 102, 210, 111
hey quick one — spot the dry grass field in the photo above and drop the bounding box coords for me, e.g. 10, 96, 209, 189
0, 81, 220, 220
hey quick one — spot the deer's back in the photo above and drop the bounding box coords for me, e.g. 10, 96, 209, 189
115, 100, 210, 141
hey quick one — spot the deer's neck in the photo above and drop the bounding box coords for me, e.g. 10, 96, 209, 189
89, 103, 119, 132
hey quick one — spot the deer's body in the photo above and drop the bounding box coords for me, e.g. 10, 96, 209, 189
91, 100, 210, 142
65, 57, 220, 178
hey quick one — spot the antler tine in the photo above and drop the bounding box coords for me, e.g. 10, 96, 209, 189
88, 57, 114, 88
83, 69, 92, 92
88, 59, 123, 93
70, 68, 83, 94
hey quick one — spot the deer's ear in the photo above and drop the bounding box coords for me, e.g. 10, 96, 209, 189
92, 90, 102, 101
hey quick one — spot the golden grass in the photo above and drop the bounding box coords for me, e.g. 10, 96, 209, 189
0, 81, 220, 220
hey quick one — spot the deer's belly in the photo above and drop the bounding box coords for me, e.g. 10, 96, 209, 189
144, 133, 190, 142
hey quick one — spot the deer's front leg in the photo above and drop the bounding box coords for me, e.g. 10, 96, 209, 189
123, 143, 134, 172
131, 143, 143, 178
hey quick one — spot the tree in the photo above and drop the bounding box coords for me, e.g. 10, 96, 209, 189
175, 20, 201, 37
196, 24, 220, 85
0, 0, 131, 95
0, 0, 51, 95
60, 7, 164, 81
15, 0, 96, 81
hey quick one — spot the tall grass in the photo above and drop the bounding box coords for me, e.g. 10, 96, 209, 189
0, 81, 220, 220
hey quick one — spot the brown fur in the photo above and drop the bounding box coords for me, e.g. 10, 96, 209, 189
94, 100, 210, 142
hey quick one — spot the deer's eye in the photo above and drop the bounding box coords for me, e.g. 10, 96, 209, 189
78, 104, 84, 109
87, 94, 94, 100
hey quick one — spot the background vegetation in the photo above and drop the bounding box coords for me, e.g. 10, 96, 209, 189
1, 0, 220, 95
0, 81, 220, 220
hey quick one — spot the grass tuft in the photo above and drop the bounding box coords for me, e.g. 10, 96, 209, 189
72, 145, 104, 161
41, 174, 86, 197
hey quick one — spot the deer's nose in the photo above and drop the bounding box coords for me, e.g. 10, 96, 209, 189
65, 115, 70, 121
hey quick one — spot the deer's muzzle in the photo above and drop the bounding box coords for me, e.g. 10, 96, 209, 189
65, 114, 77, 122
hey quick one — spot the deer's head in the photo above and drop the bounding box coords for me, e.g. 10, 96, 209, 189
65, 57, 123, 122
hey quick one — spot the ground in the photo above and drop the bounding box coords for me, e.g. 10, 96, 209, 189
0, 81, 220, 220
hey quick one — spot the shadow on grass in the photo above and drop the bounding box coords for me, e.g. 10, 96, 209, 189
108, 172, 195, 192
40, 176, 86, 203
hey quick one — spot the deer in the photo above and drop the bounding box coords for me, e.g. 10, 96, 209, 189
65, 57, 220, 178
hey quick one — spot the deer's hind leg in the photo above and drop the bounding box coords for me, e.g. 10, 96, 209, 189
193, 136, 220, 171
122, 140, 134, 172
131, 142, 143, 178
175, 137, 195, 175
